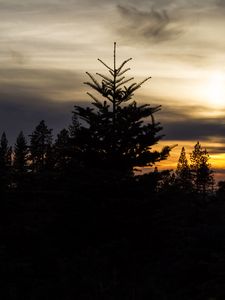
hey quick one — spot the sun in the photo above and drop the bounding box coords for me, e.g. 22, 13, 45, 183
206, 71, 225, 108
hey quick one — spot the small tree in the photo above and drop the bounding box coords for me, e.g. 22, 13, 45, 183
217, 181, 225, 199
29, 120, 53, 172
0, 132, 12, 170
0, 132, 12, 189
190, 141, 214, 198
14, 131, 28, 173
54, 128, 71, 171
0, 132, 9, 170
176, 147, 192, 190
71, 43, 170, 175
69, 113, 80, 139
6, 146, 12, 168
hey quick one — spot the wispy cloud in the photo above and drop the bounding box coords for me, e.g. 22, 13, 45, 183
9, 50, 27, 65
0, 67, 82, 99
117, 5, 182, 43
158, 105, 225, 143
0, 65, 86, 143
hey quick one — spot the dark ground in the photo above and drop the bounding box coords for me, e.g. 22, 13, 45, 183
4, 185, 225, 300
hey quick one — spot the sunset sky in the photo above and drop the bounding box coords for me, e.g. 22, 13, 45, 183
1, 0, 225, 179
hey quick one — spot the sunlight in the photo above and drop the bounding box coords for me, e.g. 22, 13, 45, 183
149, 140, 225, 182
206, 71, 225, 108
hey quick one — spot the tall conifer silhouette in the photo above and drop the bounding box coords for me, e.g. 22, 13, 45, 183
0, 132, 12, 172
190, 141, 214, 197
14, 131, 28, 173
29, 120, 53, 172
54, 128, 71, 171
176, 146, 192, 190
0, 132, 11, 189
72, 43, 170, 174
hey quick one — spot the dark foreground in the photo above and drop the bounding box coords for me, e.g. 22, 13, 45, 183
4, 184, 225, 300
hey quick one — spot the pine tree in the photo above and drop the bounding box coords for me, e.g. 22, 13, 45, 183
7, 146, 12, 168
0, 132, 12, 171
190, 141, 214, 197
0, 132, 12, 189
54, 128, 71, 171
71, 43, 170, 175
14, 131, 28, 173
29, 120, 53, 172
69, 113, 80, 139
190, 142, 203, 173
0, 132, 9, 170
176, 146, 192, 190
217, 181, 225, 199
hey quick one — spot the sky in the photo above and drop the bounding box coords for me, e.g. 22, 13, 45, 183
1, 0, 225, 179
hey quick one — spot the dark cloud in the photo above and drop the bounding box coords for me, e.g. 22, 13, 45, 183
216, 0, 225, 7
205, 145, 225, 154
0, 96, 73, 145
0, 67, 82, 96
0, 96, 91, 145
157, 106, 225, 144
114, 0, 225, 46
162, 119, 225, 141
0, 66, 86, 144
215, 168, 225, 175
117, 5, 182, 43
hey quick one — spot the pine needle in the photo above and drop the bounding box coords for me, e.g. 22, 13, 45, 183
117, 68, 131, 76
85, 72, 101, 89
96, 73, 113, 83
97, 58, 113, 71
117, 58, 132, 73
86, 92, 100, 103
116, 77, 134, 88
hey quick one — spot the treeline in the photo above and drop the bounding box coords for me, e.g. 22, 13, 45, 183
0, 117, 97, 192
0, 118, 223, 200
154, 142, 216, 199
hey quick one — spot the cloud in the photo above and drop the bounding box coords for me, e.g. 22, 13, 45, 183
0, 67, 83, 99
157, 106, 225, 143
114, 0, 225, 47
116, 5, 182, 43
216, 0, 225, 7
0, 96, 73, 144
163, 119, 225, 141
9, 50, 27, 65
0, 66, 87, 143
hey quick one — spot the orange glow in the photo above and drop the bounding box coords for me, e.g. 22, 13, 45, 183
140, 140, 225, 182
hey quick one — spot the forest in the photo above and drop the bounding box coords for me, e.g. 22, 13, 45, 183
4, 44, 225, 299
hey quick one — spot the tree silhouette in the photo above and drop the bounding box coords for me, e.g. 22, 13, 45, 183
69, 113, 80, 139
54, 128, 71, 171
0, 132, 12, 190
0, 132, 12, 172
0, 132, 10, 170
217, 181, 225, 199
14, 131, 28, 173
176, 146, 192, 191
190, 141, 214, 197
29, 120, 53, 172
72, 43, 170, 175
